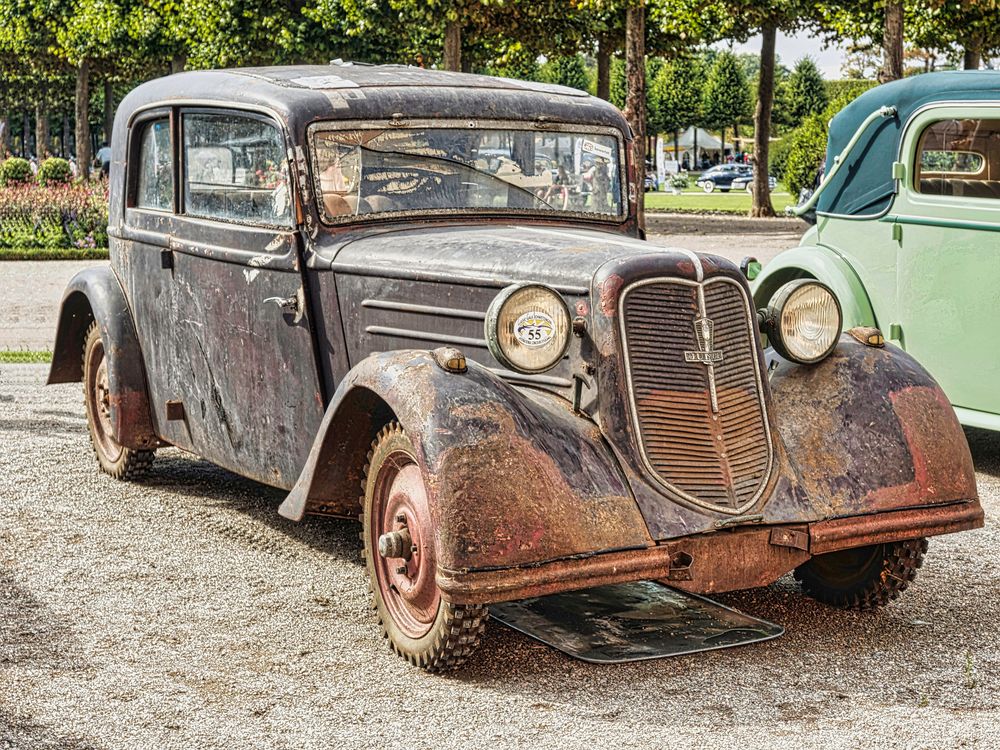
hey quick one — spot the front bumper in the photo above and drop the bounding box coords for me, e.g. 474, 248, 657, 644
436, 500, 984, 605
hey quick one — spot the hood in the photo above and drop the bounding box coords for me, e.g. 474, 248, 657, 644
315, 223, 700, 293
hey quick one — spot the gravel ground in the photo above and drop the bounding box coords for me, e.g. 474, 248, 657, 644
1, 363, 998, 749
0, 215, 803, 350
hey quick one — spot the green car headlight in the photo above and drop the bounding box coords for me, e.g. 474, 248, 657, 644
485, 284, 571, 374
764, 280, 842, 364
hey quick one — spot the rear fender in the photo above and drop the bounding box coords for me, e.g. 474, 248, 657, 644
47, 267, 157, 449
768, 335, 978, 520
280, 350, 652, 574
752, 246, 876, 329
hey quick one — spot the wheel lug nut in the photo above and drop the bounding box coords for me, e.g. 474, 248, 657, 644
396, 513, 406, 523
395, 565, 408, 575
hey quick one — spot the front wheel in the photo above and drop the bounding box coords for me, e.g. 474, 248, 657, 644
361, 422, 487, 671
82, 323, 154, 480
702, 181, 715, 193
794, 538, 928, 610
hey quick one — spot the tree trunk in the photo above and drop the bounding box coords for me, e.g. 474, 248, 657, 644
964, 33, 982, 70
75, 58, 91, 179
443, 20, 462, 72
623, 3, 646, 225
22, 111, 31, 156
751, 21, 777, 218
103, 79, 114, 146
35, 102, 49, 160
1, 112, 8, 157
880, 1, 904, 82
719, 128, 725, 164
62, 112, 70, 157
596, 37, 611, 100
170, 54, 187, 74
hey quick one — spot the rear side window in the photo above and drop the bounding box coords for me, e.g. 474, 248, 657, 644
136, 119, 173, 211
182, 112, 292, 227
915, 119, 999, 199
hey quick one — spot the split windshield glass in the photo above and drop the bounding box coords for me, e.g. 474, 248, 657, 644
311, 125, 625, 223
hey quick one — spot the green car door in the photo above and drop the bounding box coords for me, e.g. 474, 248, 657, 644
888, 104, 1000, 427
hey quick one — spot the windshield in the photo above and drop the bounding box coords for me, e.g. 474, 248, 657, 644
310, 124, 625, 223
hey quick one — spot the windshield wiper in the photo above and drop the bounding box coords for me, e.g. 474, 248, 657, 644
359, 146, 558, 211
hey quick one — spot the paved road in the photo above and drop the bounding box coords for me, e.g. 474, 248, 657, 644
0, 364, 997, 749
0, 215, 804, 350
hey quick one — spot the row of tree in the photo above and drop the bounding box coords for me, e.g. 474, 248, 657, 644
1, 0, 997, 217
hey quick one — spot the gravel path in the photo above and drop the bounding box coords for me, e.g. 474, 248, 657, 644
1, 363, 997, 749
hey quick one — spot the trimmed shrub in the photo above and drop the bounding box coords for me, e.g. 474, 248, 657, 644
783, 114, 828, 197
37, 157, 73, 186
1, 157, 33, 186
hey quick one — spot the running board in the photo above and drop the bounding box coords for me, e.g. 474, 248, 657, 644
490, 580, 783, 664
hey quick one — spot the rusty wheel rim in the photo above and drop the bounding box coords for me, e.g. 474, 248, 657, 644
86, 336, 122, 463
371, 450, 439, 639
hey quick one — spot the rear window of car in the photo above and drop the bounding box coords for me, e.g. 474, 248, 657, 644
182, 112, 293, 227
915, 119, 997, 199
135, 119, 173, 211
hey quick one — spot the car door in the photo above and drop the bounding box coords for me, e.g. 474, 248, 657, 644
125, 107, 325, 488
889, 105, 1000, 421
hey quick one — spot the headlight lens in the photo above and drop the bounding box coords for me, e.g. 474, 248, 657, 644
766, 280, 842, 364
485, 284, 571, 373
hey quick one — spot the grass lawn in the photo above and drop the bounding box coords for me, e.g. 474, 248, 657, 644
0, 350, 52, 363
645, 186, 796, 215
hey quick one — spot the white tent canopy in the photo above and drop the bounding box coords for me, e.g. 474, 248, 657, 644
673, 127, 723, 151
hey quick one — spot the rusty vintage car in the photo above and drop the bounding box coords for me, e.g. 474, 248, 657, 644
49, 64, 983, 671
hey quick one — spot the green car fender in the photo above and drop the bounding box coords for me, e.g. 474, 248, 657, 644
751, 245, 877, 330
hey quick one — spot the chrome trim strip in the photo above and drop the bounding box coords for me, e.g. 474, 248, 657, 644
488, 368, 573, 388
365, 325, 488, 349
618, 275, 774, 516
362, 298, 486, 320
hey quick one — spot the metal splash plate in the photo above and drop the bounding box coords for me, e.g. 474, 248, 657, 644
490, 580, 784, 664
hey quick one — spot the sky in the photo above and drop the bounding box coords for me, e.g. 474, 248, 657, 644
724, 30, 851, 79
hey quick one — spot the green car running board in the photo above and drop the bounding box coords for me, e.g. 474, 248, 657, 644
490, 580, 784, 664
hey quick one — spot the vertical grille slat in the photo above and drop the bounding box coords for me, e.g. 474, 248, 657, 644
621, 278, 773, 513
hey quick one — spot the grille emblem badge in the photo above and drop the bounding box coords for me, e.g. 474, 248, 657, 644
685, 317, 723, 412
685, 317, 724, 364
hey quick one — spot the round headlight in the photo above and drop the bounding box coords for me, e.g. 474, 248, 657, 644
765, 280, 842, 364
485, 284, 571, 373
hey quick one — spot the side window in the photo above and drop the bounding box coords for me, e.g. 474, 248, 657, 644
136, 119, 173, 211
915, 119, 999, 200
182, 112, 292, 227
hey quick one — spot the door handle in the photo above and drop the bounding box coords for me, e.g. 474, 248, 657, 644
263, 288, 305, 324
263, 296, 299, 313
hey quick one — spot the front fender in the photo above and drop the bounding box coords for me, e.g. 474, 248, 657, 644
770, 335, 978, 519
280, 350, 652, 573
47, 267, 157, 449
752, 245, 876, 330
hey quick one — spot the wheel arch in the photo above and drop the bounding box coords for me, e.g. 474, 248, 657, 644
752, 246, 877, 330
48, 267, 158, 449
280, 349, 652, 578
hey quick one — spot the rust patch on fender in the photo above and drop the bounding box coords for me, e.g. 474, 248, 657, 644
864, 386, 977, 510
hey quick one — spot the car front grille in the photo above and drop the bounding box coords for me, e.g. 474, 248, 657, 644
620, 277, 773, 514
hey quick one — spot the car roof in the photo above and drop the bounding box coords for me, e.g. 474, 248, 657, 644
820, 70, 1000, 217
114, 63, 630, 138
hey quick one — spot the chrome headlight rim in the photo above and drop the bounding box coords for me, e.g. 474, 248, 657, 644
485, 283, 571, 374
765, 279, 843, 365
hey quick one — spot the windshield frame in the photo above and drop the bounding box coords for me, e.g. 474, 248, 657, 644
306, 118, 630, 227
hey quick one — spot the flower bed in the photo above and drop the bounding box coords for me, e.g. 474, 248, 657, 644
0, 181, 109, 251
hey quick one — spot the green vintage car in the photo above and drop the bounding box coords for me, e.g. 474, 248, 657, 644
755, 71, 1000, 431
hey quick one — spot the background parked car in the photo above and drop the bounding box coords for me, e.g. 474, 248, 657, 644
732, 172, 777, 193
695, 163, 752, 193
